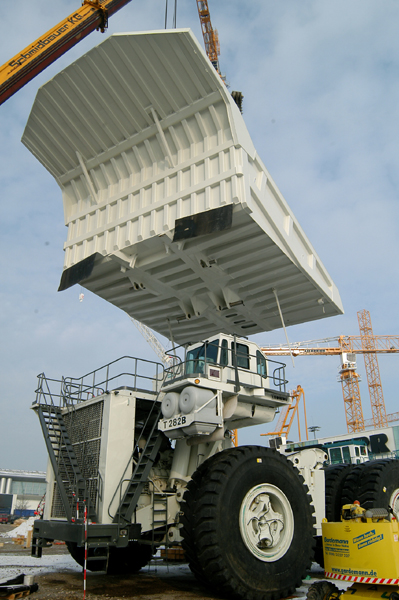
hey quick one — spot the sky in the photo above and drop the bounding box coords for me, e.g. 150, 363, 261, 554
1, 1, 399, 471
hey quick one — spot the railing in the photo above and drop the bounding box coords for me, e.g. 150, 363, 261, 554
369, 450, 399, 461
35, 356, 165, 408
270, 361, 288, 393
163, 347, 288, 393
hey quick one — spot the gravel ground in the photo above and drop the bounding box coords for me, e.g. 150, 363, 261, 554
0, 524, 327, 600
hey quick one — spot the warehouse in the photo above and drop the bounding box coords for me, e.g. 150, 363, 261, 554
0, 468, 46, 517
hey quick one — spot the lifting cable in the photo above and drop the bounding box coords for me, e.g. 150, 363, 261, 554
272, 288, 295, 368
164, 0, 178, 29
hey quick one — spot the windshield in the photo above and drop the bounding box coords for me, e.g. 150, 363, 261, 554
186, 340, 219, 374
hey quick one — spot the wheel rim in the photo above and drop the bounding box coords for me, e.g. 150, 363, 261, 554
389, 488, 399, 518
239, 483, 294, 562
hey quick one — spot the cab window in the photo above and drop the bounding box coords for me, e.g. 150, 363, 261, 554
206, 340, 219, 364
220, 339, 228, 366
186, 339, 219, 374
232, 343, 250, 369
342, 446, 351, 463
329, 448, 342, 464
256, 351, 267, 378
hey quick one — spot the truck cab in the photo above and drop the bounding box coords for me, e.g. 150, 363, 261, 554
159, 334, 290, 440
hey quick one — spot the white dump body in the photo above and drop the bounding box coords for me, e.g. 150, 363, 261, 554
22, 29, 343, 344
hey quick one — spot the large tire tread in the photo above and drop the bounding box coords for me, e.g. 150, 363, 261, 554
340, 463, 364, 506
182, 446, 315, 600
355, 459, 399, 513
180, 448, 236, 586
324, 463, 352, 522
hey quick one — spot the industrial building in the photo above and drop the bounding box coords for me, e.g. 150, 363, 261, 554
0, 468, 46, 517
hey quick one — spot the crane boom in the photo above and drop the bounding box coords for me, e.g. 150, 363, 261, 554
261, 335, 399, 356
0, 0, 133, 106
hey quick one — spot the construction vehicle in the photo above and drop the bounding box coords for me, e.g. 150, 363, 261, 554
307, 500, 399, 600
0, 0, 134, 106
23, 28, 346, 600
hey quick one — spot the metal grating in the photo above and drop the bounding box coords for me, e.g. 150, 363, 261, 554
51, 482, 65, 519
50, 400, 104, 519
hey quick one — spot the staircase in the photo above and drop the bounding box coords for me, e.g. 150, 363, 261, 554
35, 403, 96, 521
113, 403, 164, 524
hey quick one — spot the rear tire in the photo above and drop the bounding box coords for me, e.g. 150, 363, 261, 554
324, 463, 352, 522
340, 463, 364, 506
307, 580, 341, 600
181, 446, 315, 600
66, 541, 154, 574
355, 459, 399, 516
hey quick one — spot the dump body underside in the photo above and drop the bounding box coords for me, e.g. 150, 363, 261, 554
22, 29, 343, 345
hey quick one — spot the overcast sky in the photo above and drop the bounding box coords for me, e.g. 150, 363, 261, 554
1, 1, 399, 471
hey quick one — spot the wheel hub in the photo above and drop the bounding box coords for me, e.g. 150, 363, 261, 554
239, 484, 294, 562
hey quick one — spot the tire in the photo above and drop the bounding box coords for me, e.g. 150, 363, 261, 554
355, 459, 399, 516
324, 464, 353, 522
181, 446, 315, 600
307, 581, 340, 600
66, 541, 154, 574
340, 463, 365, 507
180, 448, 237, 586
314, 464, 352, 569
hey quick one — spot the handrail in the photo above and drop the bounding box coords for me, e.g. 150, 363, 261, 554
34, 356, 165, 407
108, 373, 167, 523
163, 347, 288, 393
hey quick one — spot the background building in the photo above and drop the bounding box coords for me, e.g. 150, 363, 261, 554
0, 469, 46, 516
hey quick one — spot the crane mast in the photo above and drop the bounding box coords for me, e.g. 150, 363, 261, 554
357, 309, 388, 429
196, 0, 221, 76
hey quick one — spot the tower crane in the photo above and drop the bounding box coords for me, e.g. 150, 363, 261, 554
261, 312, 399, 434
196, 0, 222, 77
0, 0, 133, 106
357, 309, 388, 429
195, 0, 243, 112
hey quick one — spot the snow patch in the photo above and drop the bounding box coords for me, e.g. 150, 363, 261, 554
1, 517, 36, 538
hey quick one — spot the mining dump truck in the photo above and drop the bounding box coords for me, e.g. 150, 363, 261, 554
23, 29, 344, 600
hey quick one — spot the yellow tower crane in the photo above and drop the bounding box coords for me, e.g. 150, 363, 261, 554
196, 0, 221, 76
261, 312, 399, 434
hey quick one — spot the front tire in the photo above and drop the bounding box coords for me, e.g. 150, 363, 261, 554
181, 446, 315, 600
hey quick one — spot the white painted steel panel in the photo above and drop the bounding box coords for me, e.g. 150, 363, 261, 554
22, 29, 343, 344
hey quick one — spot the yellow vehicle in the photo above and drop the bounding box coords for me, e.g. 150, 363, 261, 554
308, 503, 399, 600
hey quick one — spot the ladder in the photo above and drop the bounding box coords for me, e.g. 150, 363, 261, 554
35, 403, 96, 521
113, 403, 164, 524
152, 492, 169, 546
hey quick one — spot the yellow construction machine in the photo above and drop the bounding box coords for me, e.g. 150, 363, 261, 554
308, 503, 399, 600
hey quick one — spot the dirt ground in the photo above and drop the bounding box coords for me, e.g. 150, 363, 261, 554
0, 524, 322, 600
